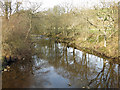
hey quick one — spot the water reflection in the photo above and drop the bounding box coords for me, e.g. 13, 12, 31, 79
34, 37, 118, 88
2, 36, 118, 88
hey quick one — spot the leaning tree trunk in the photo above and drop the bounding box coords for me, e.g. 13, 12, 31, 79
24, 13, 32, 42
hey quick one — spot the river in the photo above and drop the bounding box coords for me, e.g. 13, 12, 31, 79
2, 36, 119, 88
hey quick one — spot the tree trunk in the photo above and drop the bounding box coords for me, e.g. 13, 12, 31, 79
104, 30, 107, 47
16, 2, 21, 12
9, 2, 12, 16
5, 2, 8, 19
24, 14, 32, 42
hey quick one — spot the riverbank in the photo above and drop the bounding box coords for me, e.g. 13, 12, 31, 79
44, 34, 118, 62
2, 32, 118, 71
3, 35, 118, 88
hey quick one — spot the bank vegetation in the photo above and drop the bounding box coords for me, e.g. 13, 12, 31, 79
0, 0, 119, 67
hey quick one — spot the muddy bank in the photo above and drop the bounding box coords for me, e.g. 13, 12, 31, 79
2, 55, 33, 71
2, 55, 20, 71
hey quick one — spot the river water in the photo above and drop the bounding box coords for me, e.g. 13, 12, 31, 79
2, 36, 119, 88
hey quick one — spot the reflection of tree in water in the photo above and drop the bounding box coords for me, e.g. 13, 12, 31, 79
118, 64, 120, 88
88, 61, 118, 88
35, 38, 118, 88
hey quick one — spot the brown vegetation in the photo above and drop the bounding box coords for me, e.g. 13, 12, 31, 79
2, 10, 34, 63
1, 0, 119, 64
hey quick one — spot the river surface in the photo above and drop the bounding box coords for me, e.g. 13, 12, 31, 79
2, 36, 119, 88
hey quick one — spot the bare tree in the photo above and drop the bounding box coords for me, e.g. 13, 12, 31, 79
15, 2, 22, 12
24, 1, 42, 42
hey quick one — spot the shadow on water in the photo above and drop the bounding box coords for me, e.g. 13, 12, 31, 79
2, 36, 119, 88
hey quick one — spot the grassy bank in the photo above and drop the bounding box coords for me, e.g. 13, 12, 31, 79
45, 32, 118, 62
